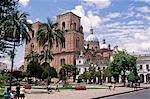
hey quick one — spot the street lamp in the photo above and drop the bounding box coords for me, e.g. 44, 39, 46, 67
98, 67, 102, 85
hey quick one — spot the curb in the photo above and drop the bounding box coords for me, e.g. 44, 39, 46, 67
92, 87, 150, 99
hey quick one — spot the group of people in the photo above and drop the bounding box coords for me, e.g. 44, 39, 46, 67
47, 80, 61, 94
3, 84, 25, 99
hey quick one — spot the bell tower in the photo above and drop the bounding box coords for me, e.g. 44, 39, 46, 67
51, 12, 84, 70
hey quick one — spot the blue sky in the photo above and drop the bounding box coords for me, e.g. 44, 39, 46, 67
1, 0, 150, 68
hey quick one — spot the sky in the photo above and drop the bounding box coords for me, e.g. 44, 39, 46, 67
1, 0, 150, 68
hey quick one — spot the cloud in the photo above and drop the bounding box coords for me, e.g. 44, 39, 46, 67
19, 0, 30, 6
135, 0, 150, 3
106, 12, 121, 18
83, 0, 111, 9
27, 19, 33, 24
128, 20, 144, 25
71, 5, 101, 33
35, 18, 41, 22
136, 6, 150, 13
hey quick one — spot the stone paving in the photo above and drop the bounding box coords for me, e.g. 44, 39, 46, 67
24, 84, 150, 99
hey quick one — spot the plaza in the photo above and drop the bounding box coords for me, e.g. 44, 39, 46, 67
0, 0, 150, 99
24, 84, 150, 99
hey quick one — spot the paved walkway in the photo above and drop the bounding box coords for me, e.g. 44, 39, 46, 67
24, 84, 150, 99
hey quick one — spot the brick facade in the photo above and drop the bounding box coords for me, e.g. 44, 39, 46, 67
24, 12, 84, 71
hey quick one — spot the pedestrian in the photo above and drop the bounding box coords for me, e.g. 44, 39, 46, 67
16, 84, 20, 99
55, 80, 61, 92
10, 90, 15, 99
47, 85, 52, 94
108, 83, 112, 90
134, 83, 137, 90
3, 87, 11, 99
20, 87, 25, 99
112, 82, 116, 90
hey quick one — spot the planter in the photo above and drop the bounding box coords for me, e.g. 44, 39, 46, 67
75, 85, 86, 90
23, 85, 32, 89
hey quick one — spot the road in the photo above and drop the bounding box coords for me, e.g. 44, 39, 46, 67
105, 89, 150, 99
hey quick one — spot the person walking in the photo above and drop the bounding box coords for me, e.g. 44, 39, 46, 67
3, 87, 11, 99
108, 83, 112, 90
20, 87, 25, 99
55, 80, 61, 92
112, 82, 116, 90
16, 84, 20, 99
47, 84, 52, 94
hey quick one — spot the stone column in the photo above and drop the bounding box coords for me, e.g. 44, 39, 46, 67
106, 77, 108, 83
144, 74, 147, 83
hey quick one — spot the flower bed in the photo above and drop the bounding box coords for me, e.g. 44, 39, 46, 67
75, 85, 86, 90
23, 85, 32, 89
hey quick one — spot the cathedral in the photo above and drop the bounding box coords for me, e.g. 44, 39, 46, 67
24, 12, 113, 73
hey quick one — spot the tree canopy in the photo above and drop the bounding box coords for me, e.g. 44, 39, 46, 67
108, 51, 137, 85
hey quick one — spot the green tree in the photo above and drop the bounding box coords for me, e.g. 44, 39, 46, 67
26, 61, 43, 78
0, 0, 17, 19
0, 0, 30, 88
62, 64, 77, 82
37, 18, 65, 85
103, 68, 112, 78
108, 51, 137, 86
25, 51, 39, 63
0, 72, 9, 87
127, 72, 140, 83
25, 50, 43, 79
41, 67, 57, 80
12, 70, 24, 81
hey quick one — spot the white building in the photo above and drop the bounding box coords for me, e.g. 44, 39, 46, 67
135, 54, 150, 83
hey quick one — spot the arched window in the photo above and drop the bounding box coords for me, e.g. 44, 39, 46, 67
32, 31, 34, 38
60, 58, 65, 66
73, 23, 76, 30
146, 64, 149, 70
61, 38, 65, 48
76, 37, 80, 48
62, 22, 65, 30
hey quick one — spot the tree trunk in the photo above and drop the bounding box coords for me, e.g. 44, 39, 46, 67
123, 71, 126, 87
9, 42, 15, 90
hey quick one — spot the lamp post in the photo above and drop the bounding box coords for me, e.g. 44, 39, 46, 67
98, 67, 102, 85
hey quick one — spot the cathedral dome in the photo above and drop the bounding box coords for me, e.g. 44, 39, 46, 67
85, 28, 99, 42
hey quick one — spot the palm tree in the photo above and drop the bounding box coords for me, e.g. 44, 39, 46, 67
25, 51, 39, 63
37, 18, 65, 85
39, 45, 53, 64
37, 18, 65, 48
2, 11, 31, 89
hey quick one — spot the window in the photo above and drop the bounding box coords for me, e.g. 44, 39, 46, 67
32, 30, 34, 38
84, 68, 87, 72
73, 23, 76, 30
61, 38, 65, 48
140, 65, 142, 69
62, 22, 65, 30
103, 67, 105, 70
79, 60, 81, 63
146, 64, 149, 70
76, 37, 80, 48
60, 58, 65, 66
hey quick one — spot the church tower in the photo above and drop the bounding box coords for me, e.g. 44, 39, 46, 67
51, 12, 84, 70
